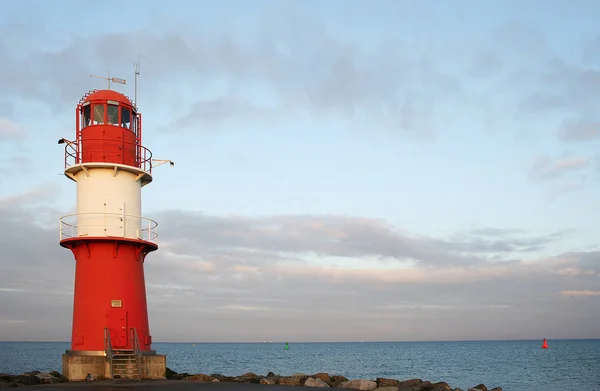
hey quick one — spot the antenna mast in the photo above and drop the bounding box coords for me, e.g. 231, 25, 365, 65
134, 58, 141, 106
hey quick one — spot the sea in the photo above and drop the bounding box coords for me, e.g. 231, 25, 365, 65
0, 340, 598, 391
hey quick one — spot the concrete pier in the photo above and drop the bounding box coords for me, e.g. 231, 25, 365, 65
62, 354, 167, 381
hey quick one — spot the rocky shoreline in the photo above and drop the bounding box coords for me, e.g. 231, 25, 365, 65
0, 369, 502, 391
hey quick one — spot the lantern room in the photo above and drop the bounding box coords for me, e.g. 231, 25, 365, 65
74, 89, 148, 169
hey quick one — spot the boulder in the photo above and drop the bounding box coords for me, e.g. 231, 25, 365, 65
234, 372, 262, 383
426, 382, 452, 391
375, 387, 399, 391
211, 374, 234, 382
338, 379, 378, 390
468, 385, 488, 391
279, 374, 308, 386
313, 372, 332, 384
165, 367, 178, 379
15, 375, 42, 386
305, 377, 331, 388
397, 379, 423, 390
49, 371, 66, 382
261, 378, 276, 385
331, 375, 350, 387
399, 380, 431, 391
212, 379, 220, 382
377, 378, 400, 387
35, 372, 62, 384
267, 372, 277, 377
489, 388, 502, 391
184, 374, 214, 381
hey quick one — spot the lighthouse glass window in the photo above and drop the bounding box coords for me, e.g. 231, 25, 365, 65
107, 104, 119, 126
82, 105, 91, 127
93, 104, 105, 125
121, 107, 131, 129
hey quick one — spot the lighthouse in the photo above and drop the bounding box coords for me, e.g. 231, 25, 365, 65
58, 82, 168, 381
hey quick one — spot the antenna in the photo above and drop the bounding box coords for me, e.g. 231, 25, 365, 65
90, 71, 126, 90
133, 57, 141, 106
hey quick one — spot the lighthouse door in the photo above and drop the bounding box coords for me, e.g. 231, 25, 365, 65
107, 308, 128, 348
105, 199, 125, 237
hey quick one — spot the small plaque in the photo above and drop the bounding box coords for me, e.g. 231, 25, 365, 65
111, 300, 122, 308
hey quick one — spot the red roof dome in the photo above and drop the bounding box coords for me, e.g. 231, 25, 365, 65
82, 89, 135, 108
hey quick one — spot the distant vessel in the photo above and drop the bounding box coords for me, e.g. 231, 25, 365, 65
542, 338, 549, 349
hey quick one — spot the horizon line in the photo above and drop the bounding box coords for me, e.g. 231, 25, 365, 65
2, 337, 599, 344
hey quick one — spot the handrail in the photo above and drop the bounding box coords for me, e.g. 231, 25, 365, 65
59, 212, 158, 242
104, 327, 114, 379
131, 328, 143, 379
64, 138, 153, 174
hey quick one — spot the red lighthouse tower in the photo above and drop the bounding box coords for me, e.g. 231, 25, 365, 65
59, 82, 167, 381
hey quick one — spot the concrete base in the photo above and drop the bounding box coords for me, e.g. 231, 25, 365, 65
62, 354, 167, 381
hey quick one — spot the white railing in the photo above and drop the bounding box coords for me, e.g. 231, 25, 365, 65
60, 212, 158, 242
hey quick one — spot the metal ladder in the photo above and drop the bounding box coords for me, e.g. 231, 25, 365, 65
105, 328, 143, 382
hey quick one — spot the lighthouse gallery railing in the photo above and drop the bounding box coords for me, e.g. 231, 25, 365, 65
63, 138, 153, 175
60, 212, 158, 242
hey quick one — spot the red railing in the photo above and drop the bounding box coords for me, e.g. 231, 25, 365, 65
64, 138, 153, 174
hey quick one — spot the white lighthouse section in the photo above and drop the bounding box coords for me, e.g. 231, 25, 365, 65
60, 163, 157, 242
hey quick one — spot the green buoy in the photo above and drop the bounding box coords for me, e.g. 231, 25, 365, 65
284, 342, 289, 350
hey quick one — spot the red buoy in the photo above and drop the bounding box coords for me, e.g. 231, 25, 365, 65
542, 338, 549, 349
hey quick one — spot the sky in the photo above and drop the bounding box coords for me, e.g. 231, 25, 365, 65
0, 0, 599, 342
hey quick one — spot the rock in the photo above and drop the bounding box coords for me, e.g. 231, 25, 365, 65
267, 372, 276, 377
234, 372, 263, 383
15, 375, 42, 386
426, 382, 452, 391
397, 379, 423, 390
454, 389, 464, 391
399, 380, 431, 391
331, 376, 350, 387
49, 371, 66, 382
261, 378, 276, 385
469, 385, 488, 391
35, 372, 62, 384
338, 379, 378, 390
313, 373, 332, 384
280, 374, 308, 386
212, 379, 220, 382
211, 374, 234, 382
375, 387, 399, 391
377, 378, 400, 387
166, 367, 178, 379
488, 388, 502, 391
184, 374, 214, 381
305, 377, 331, 388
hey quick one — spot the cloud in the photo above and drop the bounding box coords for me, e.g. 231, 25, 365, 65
0, 9, 497, 139
561, 290, 600, 297
528, 155, 590, 181
558, 119, 600, 142
0, 188, 599, 342
0, 118, 27, 141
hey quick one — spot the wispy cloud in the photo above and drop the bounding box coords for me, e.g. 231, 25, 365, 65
559, 119, 600, 142
0, 118, 27, 140
528, 156, 590, 181
0, 187, 598, 341
561, 290, 600, 297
